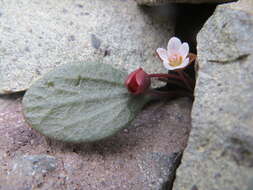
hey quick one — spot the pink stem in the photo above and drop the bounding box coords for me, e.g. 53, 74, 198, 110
188, 53, 197, 65
147, 89, 193, 100
158, 78, 187, 89
182, 71, 194, 88
148, 73, 181, 80
177, 71, 193, 92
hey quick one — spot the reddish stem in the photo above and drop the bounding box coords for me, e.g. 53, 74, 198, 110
147, 89, 193, 100
158, 78, 187, 90
182, 71, 194, 88
188, 53, 197, 65
177, 71, 193, 92
148, 73, 181, 80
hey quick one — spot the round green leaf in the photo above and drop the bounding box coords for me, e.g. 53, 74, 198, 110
23, 62, 148, 143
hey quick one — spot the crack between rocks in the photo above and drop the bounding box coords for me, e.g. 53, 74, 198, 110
208, 54, 250, 64
0, 91, 25, 99
163, 152, 183, 190
168, 4, 218, 190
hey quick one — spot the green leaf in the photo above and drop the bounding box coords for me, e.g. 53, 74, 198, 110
22, 62, 149, 143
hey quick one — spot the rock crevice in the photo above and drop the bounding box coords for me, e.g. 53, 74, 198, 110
173, 1, 253, 189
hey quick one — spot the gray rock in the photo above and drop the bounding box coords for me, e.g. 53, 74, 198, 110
138, 152, 182, 190
12, 155, 57, 176
247, 178, 253, 190
0, 0, 173, 94
135, 0, 234, 6
1, 154, 57, 190
174, 1, 253, 190
0, 97, 192, 190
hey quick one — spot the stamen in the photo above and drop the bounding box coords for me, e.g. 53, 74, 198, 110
168, 54, 183, 67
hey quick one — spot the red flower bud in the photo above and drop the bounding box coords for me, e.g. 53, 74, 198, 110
125, 68, 151, 95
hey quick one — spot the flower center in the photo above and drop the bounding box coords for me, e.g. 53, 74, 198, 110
168, 54, 183, 67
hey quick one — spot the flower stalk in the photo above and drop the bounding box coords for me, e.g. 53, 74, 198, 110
125, 36, 196, 100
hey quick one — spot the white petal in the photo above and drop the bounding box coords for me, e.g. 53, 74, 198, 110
182, 57, 190, 67
167, 37, 182, 56
156, 48, 168, 62
179, 43, 189, 59
163, 61, 174, 71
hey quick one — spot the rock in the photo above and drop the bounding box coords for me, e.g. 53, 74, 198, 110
0, 96, 192, 190
226, 0, 253, 14
12, 155, 57, 176
0, 0, 173, 94
135, 0, 234, 6
3, 155, 58, 190
5, 154, 57, 189
173, 1, 253, 190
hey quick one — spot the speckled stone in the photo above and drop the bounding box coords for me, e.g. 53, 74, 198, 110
12, 155, 57, 176
0, 96, 192, 190
173, 1, 253, 190
0, 0, 174, 94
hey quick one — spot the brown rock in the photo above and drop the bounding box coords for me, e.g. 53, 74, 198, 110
0, 96, 192, 190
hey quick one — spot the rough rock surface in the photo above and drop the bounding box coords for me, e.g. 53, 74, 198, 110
174, 1, 253, 190
0, 95, 192, 190
0, 0, 173, 94
135, 0, 234, 6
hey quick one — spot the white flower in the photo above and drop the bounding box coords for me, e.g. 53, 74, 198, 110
156, 37, 190, 70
